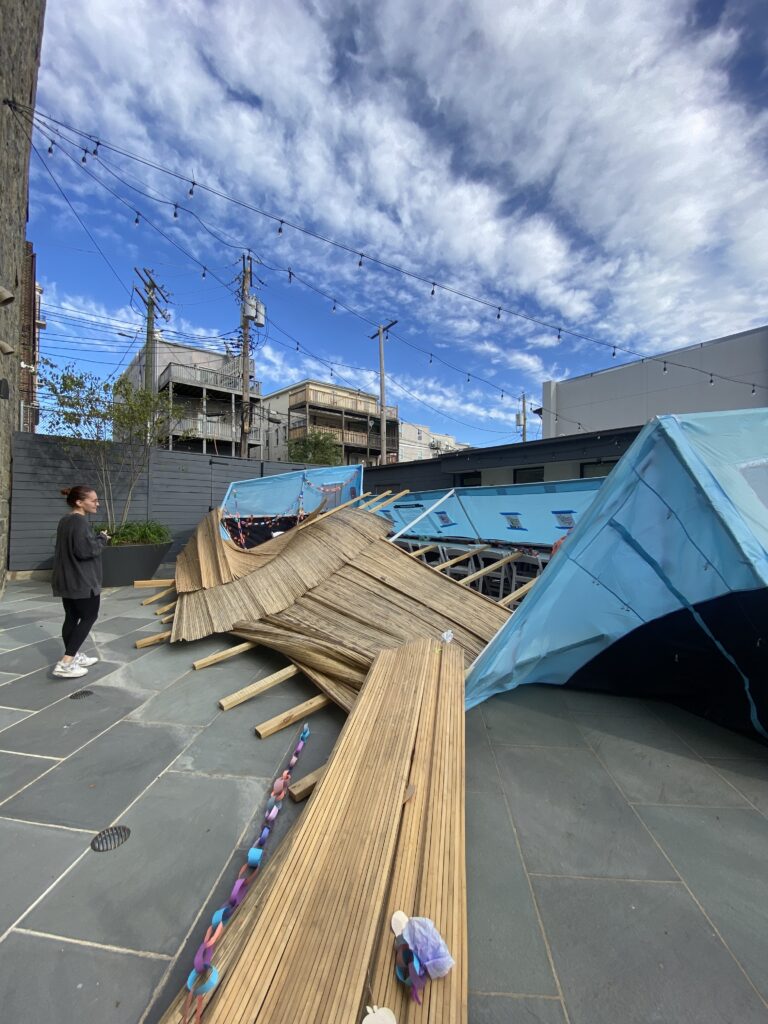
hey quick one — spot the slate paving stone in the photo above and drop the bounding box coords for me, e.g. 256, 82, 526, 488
0, 818, 87, 934
0, 708, 31, 730
25, 772, 263, 955
0, 634, 93, 677
95, 624, 164, 663
92, 614, 162, 639
0, 620, 62, 652
636, 805, 768, 1001
0, 606, 58, 630
482, 686, 586, 748
94, 637, 222, 693
0, 683, 142, 757
532, 875, 768, 1024
172, 675, 328, 780
469, 995, 567, 1023
655, 704, 768, 760
576, 713, 748, 806
0, 750, 53, 803
129, 669, 234, 728
467, 789, 557, 996
495, 746, 675, 879
0, 931, 168, 1024
710, 759, 768, 814
0, 660, 123, 712
2, 720, 196, 830
466, 705, 501, 793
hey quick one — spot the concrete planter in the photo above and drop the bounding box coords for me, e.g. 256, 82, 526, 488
101, 542, 172, 588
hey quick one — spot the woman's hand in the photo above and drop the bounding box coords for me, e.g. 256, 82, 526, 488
99, 530, 111, 541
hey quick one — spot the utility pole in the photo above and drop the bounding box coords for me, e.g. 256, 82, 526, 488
369, 320, 398, 466
521, 391, 527, 443
134, 268, 169, 393
239, 255, 252, 458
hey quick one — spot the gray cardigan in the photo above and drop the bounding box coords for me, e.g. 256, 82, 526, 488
51, 514, 108, 599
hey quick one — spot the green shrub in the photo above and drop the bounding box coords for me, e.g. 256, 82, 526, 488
95, 521, 172, 546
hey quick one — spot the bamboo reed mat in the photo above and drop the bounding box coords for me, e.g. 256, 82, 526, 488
190, 638, 466, 1024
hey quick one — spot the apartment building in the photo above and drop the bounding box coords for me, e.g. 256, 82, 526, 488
398, 421, 469, 461
262, 379, 400, 466
120, 338, 263, 455
18, 243, 44, 433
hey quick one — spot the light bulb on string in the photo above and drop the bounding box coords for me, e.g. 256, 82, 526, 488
496, 307, 501, 320
557, 328, 562, 341
277, 220, 283, 235
429, 353, 432, 364
296, 341, 299, 351
612, 346, 616, 358
501, 389, 505, 399
431, 283, 436, 296
81, 149, 87, 164
663, 361, 668, 374
47, 141, 54, 155
358, 254, 364, 268
188, 181, 195, 197
287, 267, 293, 284
752, 384, 757, 396
332, 300, 337, 313
201, 267, 206, 279
709, 373, 714, 386
173, 204, 179, 219
134, 212, 140, 225
92, 142, 100, 157
466, 373, 471, 383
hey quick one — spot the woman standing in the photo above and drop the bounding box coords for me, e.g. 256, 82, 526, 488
51, 486, 110, 678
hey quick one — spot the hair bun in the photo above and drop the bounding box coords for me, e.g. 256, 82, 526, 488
60, 488, 72, 496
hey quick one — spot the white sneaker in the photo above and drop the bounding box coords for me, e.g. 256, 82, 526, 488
53, 661, 88, 678
74, 653, 99, 668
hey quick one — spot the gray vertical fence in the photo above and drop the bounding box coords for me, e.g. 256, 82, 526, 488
8, 433, 307, 570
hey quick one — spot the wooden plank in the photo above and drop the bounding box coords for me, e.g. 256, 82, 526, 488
288, 763, 326, 802
159, 612, 175, 624
434, 545, 489, 571
295, 492, 372, 530
135, 629, 171, 648
407, 543, 438, 558
141, 584, 176, 606
192, 640, 258, 671
357, 490, 391, 509
366, 488, 410, 511
154, 599, 177, 616
219, 665, 299, 711
459, 551, 522, 585
498, 575, 538, 607
254, 694, 330, 738
133, 578, 175, 588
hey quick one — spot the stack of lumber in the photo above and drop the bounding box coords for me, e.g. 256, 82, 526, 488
169, 638, 465, 1024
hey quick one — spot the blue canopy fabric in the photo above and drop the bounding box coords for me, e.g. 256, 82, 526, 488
375, 478, 603, 547
466, 410, 768, 741
220, 465, 364, 523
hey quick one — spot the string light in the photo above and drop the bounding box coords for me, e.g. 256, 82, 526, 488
188, 181, 195, 197
332, 300, 337, 313
173, 204, 178, 218
501, 389, 504, 399
612, 346, 616, 358
201, 267, 206, 279
663, 361, 668, 374
431, 283, 435, 296
709, 373, 714, 386
496, 307, 501, 320
429, 353, 432, 364
47, 140, 54, 155
277, 220, 283, 235
557, 328, 562, 341
92, 142, 100, 157
358, 253, 364, 268
288, 267, 293, 284
752, 384, 757, 396
134, 212, 140, 225
80, 149, 87, 163
467, 372, 471, 383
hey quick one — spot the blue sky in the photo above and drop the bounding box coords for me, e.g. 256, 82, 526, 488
25, 0, 768, 446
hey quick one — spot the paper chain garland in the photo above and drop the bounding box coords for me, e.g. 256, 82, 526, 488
182, 724, 311, 1023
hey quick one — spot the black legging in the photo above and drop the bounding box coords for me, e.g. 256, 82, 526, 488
61, 594, 101, 657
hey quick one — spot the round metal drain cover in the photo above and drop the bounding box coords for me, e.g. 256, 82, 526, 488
91, 825, 131, 852
69, 689, 93, 700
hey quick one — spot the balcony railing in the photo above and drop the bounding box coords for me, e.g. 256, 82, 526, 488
289, 424, 398, 450
158, 362, 261, 395
173, 416, 261, 442
288, 384, 397, 419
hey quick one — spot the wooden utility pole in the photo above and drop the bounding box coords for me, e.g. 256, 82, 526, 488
369, 320, 398, 466
521, 391, 527, 443
134, 268, 169, 393
239, 255, 252, 458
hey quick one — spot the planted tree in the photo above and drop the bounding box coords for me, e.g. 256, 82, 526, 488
40, 360, 186, 543
287, 429, 343, 466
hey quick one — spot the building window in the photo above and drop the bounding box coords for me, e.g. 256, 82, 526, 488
580, 459, 618, 479
417, 428, 423, 441
457, 472, 482, 487
514, 466, 545, 484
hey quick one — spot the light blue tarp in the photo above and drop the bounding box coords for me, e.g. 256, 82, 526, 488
375, 479, 603, 547
220, 465, 364, 523
466, 410, 768, 736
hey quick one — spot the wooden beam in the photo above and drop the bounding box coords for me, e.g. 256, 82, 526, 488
460, 551, 523, 586
357, 490, 391, 509
141, 584, 176, 606
192, 640, 258, 671
366, 488, 410, 511
498, 575, 538, 607
135, 629, 172, 648
407, 543, 438, 559
160, 612, 175, 624
296, 492, 372, 530
254, 694, 330, 738
155, 599, 177, 616
219, 665, 300, 711
133, 578, 174, 589
288, 763, 326, 802
434, 545, 489, 571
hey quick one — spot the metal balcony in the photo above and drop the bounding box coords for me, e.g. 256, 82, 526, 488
158, 362, 261, 395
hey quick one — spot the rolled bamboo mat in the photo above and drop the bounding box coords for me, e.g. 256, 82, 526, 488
203, 640, 439, 1024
